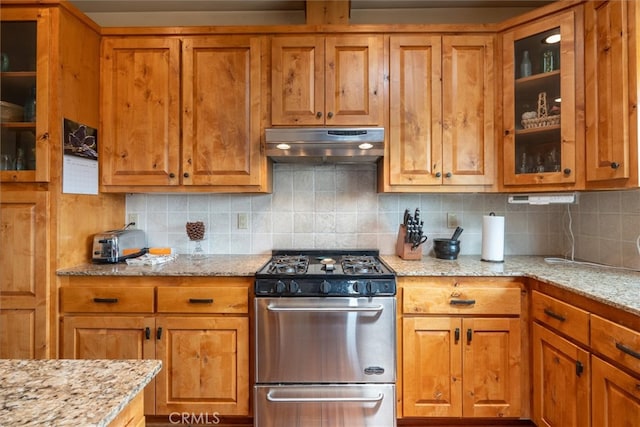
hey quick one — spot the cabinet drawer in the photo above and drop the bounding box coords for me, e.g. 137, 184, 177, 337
591, 315, 640, 374
61, 287, 154, 313
532, 291, 590, 345
157, 287, 248, 314
403, 284, 521, 315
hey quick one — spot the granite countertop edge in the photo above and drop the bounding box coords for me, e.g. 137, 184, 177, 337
57, 254, 640, 317
0, 359, 162, 427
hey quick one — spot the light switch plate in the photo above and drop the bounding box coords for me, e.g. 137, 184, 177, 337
237, 213, 248, 229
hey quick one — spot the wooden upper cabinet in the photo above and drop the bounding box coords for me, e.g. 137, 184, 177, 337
443, 35, 496, 186
182, 36, 263, 186
501, 8, 583, 189
101, 37, 181, 186
585, 0, 635, 186
271, 34, 383, 126
388, 34, 495, 188
389, 35, 442, 186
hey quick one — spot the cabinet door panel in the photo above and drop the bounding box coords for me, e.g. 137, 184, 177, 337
271, 36, 324, 125
0, 191, 48, 359
462, 317, 521, 417
402, 317, 462, 417
182, 36, 263, 186
442, 35, 496, 186
532, 323, 590, 427
101, 37, 181, 186
592, 356, 640, 427
62, 316, 156, 414
585, 0, 631, 182
325, 35, 383, 125
155, 316, 249, 416
389, 35, 442, 186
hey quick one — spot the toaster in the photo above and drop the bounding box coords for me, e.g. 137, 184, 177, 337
92, 229, 147, 263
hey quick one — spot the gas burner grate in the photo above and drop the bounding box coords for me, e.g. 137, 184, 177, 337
341, 255, 383, 274
268, 255, 309, 274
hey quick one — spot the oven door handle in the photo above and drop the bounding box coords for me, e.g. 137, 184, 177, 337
266, 391, 384, 403
266, 304, 384, 313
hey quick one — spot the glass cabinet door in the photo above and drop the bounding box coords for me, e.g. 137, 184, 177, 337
502, 9, 580, 187
0, 9, 49, 182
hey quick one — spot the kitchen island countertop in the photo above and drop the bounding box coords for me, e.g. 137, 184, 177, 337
58, 254, 639, 317
0, 359, 161, 427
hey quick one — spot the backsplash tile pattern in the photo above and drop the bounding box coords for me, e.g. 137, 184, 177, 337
127, 164, 640, 269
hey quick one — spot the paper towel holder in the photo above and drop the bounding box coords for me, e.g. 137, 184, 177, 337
481, 212, 505, 263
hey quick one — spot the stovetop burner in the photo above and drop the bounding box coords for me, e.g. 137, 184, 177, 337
255, 250, 396, 297
267, 255, 309, 274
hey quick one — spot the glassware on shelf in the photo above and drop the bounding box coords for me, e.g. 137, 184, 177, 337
543, 50, 554, 72
23, 87, 36, 122
520, 50, 532, 78
15, 148, 25, 170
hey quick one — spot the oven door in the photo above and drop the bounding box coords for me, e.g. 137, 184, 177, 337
255, 384, 396, 427
255, 297, 396, 384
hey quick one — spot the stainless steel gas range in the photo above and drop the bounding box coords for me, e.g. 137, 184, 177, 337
254, 250, 397, 427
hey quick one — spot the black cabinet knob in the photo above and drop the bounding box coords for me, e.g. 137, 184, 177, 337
327, 112, 333, 119
169, 173, 176, 178
435, 172, 442, 178
445, 172, 452, 178
316, 111, 322, 118
563, 168, 572, 176
611, 162, 620, 169
183, 172, 190, 178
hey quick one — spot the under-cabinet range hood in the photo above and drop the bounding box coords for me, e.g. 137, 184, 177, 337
265, 127, 384, 163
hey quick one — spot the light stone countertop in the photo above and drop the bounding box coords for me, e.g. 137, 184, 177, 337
0, 359, 161, 427
382, 255, 640, 317
57, 254, 271, 277
57, 254, 640, 317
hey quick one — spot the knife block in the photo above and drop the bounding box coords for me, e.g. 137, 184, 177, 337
396, 225, 423, 260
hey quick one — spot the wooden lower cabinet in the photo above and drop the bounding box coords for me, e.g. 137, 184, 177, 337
154, 316, 249, 415
60, 280, 251, 417
532, 323, 590, 427
63, 316, 157, 414
0, 191, 49, 359
591, 356, 640, 426
403, 316, 521, 418
400, 278, 524, 420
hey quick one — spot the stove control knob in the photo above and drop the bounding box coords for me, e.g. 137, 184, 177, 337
289, 280, 300, 293
275, 280, 286, 294
320, 280, 332, 294
352, 281, 361, 293
366, 281, 377, 295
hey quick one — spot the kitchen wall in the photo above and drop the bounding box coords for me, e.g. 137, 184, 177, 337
128, 163, 569, 258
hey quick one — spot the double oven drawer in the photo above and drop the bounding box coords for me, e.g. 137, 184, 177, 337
255, 296, 396, 384
255, 384, 395, 427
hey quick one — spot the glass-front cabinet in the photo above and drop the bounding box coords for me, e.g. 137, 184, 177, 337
0, 9, 49, 182
502, 9, 581, 188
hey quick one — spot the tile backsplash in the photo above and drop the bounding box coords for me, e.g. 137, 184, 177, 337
127, 164, 640, 269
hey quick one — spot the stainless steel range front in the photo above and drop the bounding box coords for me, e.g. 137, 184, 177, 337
254, 250, 397, 427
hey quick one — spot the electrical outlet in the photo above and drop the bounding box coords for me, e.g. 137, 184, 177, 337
127, 213, 139, 229
237, 213, 248, 230
447, 213, 459, 229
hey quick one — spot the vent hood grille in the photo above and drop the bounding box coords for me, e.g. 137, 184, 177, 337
265, 127, 384, 163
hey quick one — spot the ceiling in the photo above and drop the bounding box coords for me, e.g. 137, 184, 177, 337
70, 0, 555, 13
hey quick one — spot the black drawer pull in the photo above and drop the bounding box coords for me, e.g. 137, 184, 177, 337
616, 342, 640, 360
189, 298, 214, 304
454, 327, 460, 343
543, 308, 566, 322
467, 328, 473, 343
450, 299, 476, 306
157, 327, 163, 340
575, 360, 584, 377
93, 297, 118, 304
145, 327, 151, 340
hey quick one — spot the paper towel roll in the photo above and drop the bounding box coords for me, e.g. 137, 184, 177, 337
481, 214, 505, 262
